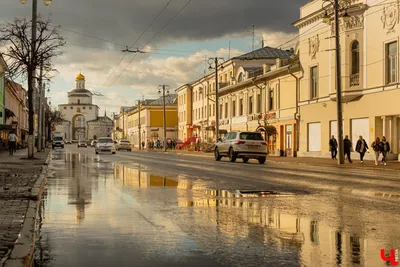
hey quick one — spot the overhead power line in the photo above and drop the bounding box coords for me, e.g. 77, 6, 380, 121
102, 0, 173, 87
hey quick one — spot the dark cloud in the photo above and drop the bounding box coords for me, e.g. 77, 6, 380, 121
0, 0, 309, 48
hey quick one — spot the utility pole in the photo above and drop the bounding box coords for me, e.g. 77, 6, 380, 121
158, 85, 170, 152
138, 99, 141, 150
334, 0, 344, 165
37, 59, 43, 152
252, 24, 255, 51
208, 57, 225, 144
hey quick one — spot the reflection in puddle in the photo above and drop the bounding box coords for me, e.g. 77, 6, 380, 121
34, 151, 400, 267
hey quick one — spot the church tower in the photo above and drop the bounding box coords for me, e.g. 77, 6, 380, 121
76, 73, 85, 89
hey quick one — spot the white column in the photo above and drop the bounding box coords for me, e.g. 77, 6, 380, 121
392, 116, 399, 154
266, 87, 271, 112
253, 90, 258, 114
382, 116, 387, 137
244, 91, 248, 115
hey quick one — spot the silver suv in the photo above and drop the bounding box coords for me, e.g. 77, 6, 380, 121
214, 131, 267, 164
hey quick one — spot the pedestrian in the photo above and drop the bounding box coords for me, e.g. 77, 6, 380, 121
343, 135, 353, 163
371, 137, 381, 166
379, 136, 390, 166
8, 131, 17, 156
329, 135, 338, 160
141, 141, 145, 149
355, 135, 368, 163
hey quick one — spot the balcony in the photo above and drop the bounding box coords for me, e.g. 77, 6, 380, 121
248, 68, 264, 79
219, 82, 230, 89
350, 73, 360, 87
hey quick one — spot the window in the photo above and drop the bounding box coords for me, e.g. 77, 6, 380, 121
77, 99, 80, 104
248, 96, 253, 114
208, 105, 211, 116
311, 66, 318, 99
228, 132, 237, 139
351, 41, 360, 75
89, 107, 92, 110
83, 107, 86, 109
269, 90, 274, 111
70, 107, 73, 109
219, 104, 223, 119
239, 99, 243, 116
238, 72, 244, 82
225, 103, 228, 118
257, 94, 261, 113
64, 107, 67, 109
387, 41, 398, 84
201, 107, 204, 118
232, 100, 236, 117
239, 132, 263, 140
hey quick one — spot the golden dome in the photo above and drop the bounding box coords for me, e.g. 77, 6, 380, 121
76, 73, 85, 81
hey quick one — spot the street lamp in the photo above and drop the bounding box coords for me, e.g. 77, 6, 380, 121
321, 0, 351, 165
208, 57, 224, 144
158, 85, 170, 152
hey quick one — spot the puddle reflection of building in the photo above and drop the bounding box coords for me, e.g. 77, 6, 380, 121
178, 189, 388, 267
67, 152, 92, 225
114, 164, 179, 188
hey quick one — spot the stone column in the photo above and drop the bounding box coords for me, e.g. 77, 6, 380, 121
391, 116, 399, 154
253, 90, 258, 114
244, 91, 248, 115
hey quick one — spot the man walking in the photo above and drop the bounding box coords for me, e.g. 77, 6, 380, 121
343, 135, 353, 163
356, 136, 368, 163
329, 135, 338, 160
8, 131, 17, 156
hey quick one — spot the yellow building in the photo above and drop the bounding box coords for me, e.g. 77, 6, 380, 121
294, 0, 400, 160
126, 94, 178, 147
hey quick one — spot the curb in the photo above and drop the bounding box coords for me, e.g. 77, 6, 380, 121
2, 151, 51, 267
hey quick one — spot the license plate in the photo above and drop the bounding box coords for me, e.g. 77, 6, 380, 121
247, 145, 259, 149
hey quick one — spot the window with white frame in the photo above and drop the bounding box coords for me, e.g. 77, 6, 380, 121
310, 66, 318, 99
386, 41, 398, 84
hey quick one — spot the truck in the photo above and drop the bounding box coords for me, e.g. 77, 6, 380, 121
52, 132, 64, 149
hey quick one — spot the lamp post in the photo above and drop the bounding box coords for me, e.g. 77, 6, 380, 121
20, 0, 52, 157
322, 0, 351, 165
208, 57, 224, 144
158, 85, 170, 152
137, 99, 141, 150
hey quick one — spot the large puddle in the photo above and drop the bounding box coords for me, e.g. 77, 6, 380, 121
34, 151, 400, 267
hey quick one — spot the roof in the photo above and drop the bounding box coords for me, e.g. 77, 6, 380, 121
68, 94, 91, 98
146, 94, 177, 106
233, 46, 292, 60
87, 116, 114, 124
242, 66, 263, 72
69, 88, 92, 94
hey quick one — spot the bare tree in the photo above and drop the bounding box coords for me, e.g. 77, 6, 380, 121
45, 108, 64, 141
0, 16, 65, 158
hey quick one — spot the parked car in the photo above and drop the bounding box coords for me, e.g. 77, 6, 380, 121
72, 139, 78, 144
214, 131, 267, 164
78, 140, 87, 148
116, 140, 132, 151
95, 137, 116, 154
65, 140, 72, 144
91, 140, 97, 147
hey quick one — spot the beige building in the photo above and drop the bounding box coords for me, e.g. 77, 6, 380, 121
294, 0, 400, 160
176, 46, 299, 155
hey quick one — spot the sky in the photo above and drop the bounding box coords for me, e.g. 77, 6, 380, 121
0, 0, 309, 116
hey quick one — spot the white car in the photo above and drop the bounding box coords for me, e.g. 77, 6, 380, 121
116, 140, 132, 151
214, 131, 267, 164
95, 137, 116, 154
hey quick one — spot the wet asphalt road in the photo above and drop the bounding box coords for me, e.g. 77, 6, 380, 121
34, 146, 400, 267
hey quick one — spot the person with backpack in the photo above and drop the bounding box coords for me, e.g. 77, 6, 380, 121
356, 136, 369, 163
379, 136, 391, 166
371, 137, 381, 166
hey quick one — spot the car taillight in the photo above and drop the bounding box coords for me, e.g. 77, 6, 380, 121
261, 142, 267, 146
235, 140, 246, 145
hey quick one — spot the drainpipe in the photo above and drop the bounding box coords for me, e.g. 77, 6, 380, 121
289, 66, 303, 157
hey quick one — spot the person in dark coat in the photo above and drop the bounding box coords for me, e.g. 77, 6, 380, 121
329, 135, 338, 160
379, 136, 391, 166
355, 135, 369, 163
343, 135, 353, 163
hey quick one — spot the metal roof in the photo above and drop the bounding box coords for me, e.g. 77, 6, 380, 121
146, 94, 177, 106
233, 46, 293, 60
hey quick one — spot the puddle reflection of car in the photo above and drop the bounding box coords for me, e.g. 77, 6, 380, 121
214, 131, 267, 164
77, 140, 87, 148
95, 137, 116, 154
116, 140, 132, 151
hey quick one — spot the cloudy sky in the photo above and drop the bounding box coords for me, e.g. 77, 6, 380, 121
0, 0, 308, 116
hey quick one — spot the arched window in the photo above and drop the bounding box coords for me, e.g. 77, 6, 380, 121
351, 41, 360, 75
74, 115, 85, 128
238, 72, 244, 82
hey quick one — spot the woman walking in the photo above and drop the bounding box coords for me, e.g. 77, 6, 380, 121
355, 136, 368, 163
371, 137, 381, 166
379, 136, 391, 166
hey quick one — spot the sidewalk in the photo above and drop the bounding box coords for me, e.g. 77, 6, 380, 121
0, 149, 50, 267
139, 148, 400, 171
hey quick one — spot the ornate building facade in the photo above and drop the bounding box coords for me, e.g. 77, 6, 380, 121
56, 73, 113, 141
